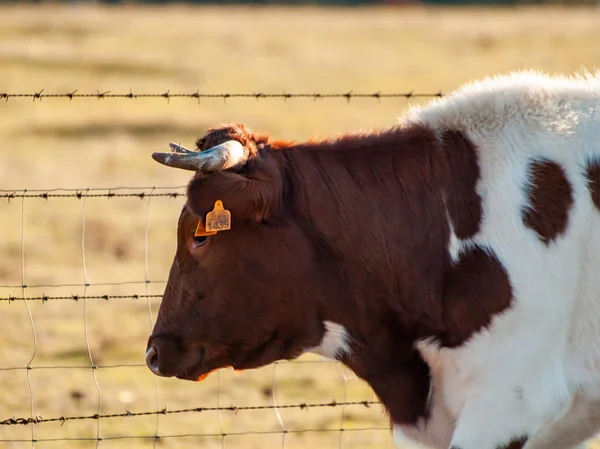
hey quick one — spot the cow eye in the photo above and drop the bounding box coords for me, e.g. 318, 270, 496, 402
193, 235, 209, 248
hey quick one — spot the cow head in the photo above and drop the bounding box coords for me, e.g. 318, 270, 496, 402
145, 124, 327, 381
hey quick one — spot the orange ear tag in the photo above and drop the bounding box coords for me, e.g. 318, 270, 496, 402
194, 220, 216, 237
194, 200, 231, 237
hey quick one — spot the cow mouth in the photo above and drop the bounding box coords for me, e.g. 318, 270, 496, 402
173, 332, 288, 382
169, 348, 232, 382
173, 361, 229, 382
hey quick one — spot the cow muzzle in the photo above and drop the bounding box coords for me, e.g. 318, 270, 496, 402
145, 336, 222, 381
145, 336, 200, 378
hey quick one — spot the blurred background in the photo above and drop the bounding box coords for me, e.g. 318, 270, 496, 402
0, 0, 599, 448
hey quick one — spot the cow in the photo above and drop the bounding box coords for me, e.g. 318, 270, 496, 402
144, 70, 600, 449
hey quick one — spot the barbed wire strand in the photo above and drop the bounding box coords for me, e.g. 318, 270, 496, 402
0, 187, 185, 202
0, 90, 444, 102
0, 400, 382, 426
80, 189, 103, 448
21, 190, 38, 448
0, 294, 164, 302
2, 192, 184, 200
0, 426, 389, 444
144, 187, 162, 448
0, 186, 186, 193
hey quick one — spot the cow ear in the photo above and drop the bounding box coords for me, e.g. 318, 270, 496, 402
186, 152, 284, 225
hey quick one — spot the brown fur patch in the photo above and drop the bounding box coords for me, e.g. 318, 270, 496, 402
195, 123, 271, 157
439, 130, 482, 239
586, 160, 600, 211
441, 245, 513, 348
501, 436, 528, 449
522, 159, 573, 245
450, 436, 526, 449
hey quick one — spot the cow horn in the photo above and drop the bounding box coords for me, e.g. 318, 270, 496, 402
152, 140, 248, 172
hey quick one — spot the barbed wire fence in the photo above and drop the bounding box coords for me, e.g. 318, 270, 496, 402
0, 90, 444, 448
0, 90, 444, 103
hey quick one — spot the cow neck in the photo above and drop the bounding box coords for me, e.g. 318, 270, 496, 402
275, 123, 450, 426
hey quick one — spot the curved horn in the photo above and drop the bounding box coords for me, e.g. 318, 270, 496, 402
152, 140, 248, 172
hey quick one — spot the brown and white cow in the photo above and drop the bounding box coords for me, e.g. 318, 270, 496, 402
145, 71, 600, 449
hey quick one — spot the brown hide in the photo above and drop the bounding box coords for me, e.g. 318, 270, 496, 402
586, 159, 600, 211
522, 159, 574, 245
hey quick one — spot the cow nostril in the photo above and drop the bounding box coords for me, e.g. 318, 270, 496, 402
145, 345, 161, 375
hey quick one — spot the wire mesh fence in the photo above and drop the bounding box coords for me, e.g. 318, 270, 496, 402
0, 184, 391, 449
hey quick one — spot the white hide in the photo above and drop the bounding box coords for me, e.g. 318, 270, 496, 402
388, 71, 600, 449
305, 320, 352, 360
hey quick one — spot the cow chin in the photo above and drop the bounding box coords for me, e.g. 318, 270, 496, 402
233, 334, 307, 373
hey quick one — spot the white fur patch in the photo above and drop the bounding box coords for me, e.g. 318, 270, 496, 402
445, 210, 462, 263
305, 321, 351, 360
393, 426, 434, 449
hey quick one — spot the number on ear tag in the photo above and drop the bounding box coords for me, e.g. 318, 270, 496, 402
194, 200, 231, 237
205, 200, 231, 232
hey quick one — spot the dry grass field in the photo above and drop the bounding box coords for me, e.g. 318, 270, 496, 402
1, 3, 600, 449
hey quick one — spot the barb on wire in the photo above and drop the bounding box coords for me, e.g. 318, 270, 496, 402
0, 90, 444, 102
0, 400, 381, 426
